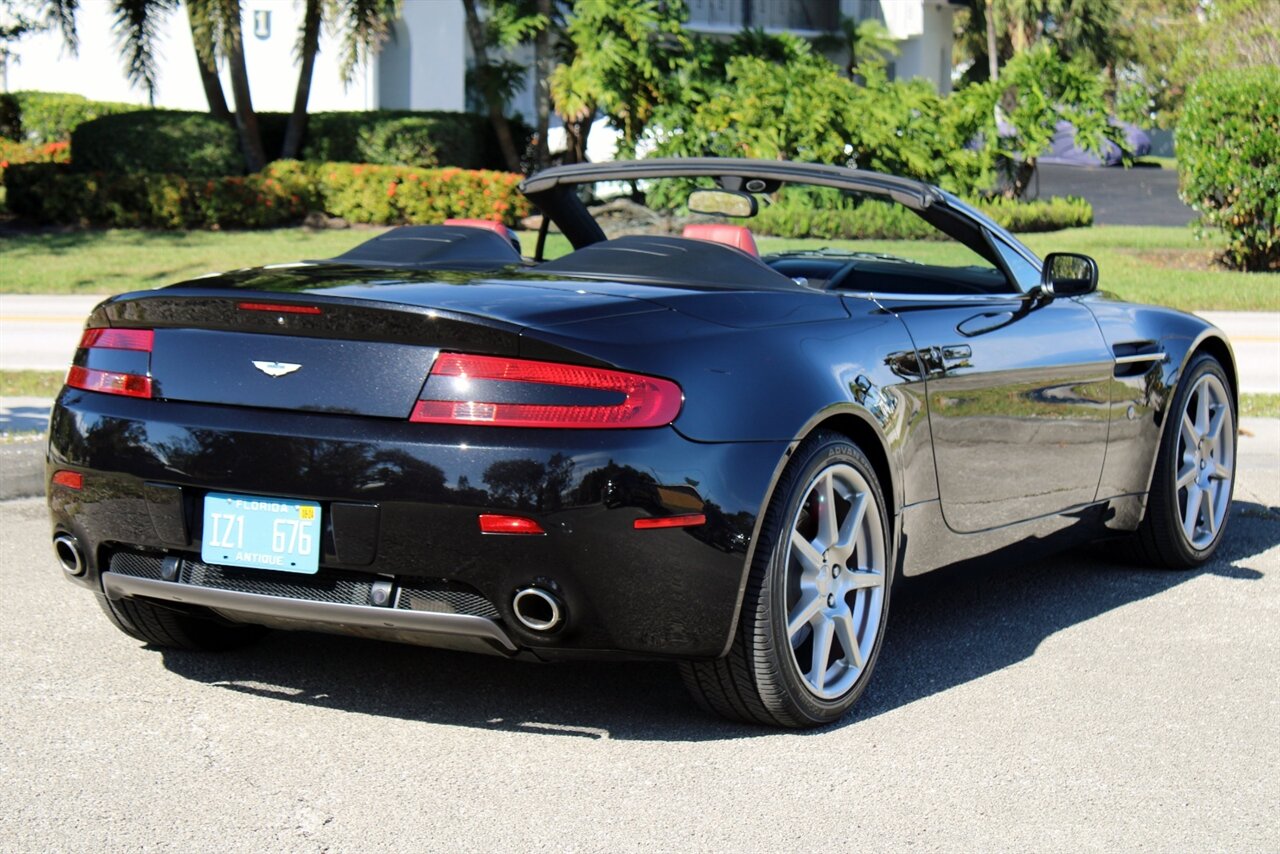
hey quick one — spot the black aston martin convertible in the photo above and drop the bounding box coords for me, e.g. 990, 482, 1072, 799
46, 158, 1237, 727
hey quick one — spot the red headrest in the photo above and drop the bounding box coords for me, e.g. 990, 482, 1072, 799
681, 223, 759, 257
443, 218, 521, 252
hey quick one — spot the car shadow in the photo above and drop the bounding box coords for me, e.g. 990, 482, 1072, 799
158, 502, 1274, 742
0, 404, 52, 434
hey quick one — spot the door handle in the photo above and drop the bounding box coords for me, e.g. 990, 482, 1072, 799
939, 344, 972, 371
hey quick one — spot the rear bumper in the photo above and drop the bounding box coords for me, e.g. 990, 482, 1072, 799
47, 389, 786, 659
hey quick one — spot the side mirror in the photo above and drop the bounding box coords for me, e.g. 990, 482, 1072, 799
1039, 252, 1098, 297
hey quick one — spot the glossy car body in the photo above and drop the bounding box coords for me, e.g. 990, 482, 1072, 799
47, 159, 1236, 722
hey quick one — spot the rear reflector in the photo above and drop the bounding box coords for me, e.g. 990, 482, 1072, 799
237, 301, 323, 315
66, 366, 153, 398
634, 514, 706, 530
411, 353, 682, 429
51, 470, 83, 490
478, 514, 546, 535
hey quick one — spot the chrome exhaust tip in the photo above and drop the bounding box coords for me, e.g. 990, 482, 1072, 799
512, 587, 563, 632
53, 534, 85, 577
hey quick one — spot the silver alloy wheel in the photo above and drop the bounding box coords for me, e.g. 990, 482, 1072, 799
785, 462, 886, 700
1175, 372, 1234, 550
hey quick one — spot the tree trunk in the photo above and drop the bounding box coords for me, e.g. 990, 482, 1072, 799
533, 0, 553, 170
281, 0, 322, 160
223, 5, 267, 172
984, 0, 999, 81
187, 5, 232, 123
461, 0, 523, 173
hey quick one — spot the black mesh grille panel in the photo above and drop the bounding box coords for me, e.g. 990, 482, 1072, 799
109, 552, 165, 580
179, 560, 373, 605
398, 584, 500, 619
107, 552, 499, 618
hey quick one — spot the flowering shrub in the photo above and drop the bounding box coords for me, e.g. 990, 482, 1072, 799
311, 162, 528, 226
3, 159, 527, 230
0, 139, 70, 185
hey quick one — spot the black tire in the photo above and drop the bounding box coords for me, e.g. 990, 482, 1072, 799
1128, 353, 1236, 568
680, 431, 893, 728
96, 594, 267, 651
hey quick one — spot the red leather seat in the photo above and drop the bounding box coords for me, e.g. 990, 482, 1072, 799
681, 223, 760, 257
443, 218, 521, 252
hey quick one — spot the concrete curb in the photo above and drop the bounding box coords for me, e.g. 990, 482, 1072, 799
0, 434, 45, 501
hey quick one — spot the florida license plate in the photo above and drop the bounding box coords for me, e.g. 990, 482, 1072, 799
201, 492, 321, 574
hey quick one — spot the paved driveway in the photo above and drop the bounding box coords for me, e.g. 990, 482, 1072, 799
1, 421, 1276, 851
1034, 163, 1196, 226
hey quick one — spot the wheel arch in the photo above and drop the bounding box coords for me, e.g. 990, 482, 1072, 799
718, 403, 901, 659
1185, 331, 1238, 413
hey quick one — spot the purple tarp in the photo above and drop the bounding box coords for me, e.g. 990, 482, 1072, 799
1033, 119, 1151, 167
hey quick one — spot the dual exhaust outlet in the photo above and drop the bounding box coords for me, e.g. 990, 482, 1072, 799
511, 586, 563, 633
53, 534, 85, 577
55, 532, 565, 633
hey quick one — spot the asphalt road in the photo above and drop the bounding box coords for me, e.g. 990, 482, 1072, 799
1, 422, 1277, 851
1034, 164, 1196, 227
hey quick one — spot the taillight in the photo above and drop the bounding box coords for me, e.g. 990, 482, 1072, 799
66, 327, 154, 399
410, 353, 682, 429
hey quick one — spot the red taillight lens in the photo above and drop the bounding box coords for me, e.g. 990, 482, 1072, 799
410, 353, 682, 429
633, 513, 706, 530
68, 327, 154, 399
237, 301, 323, 315
66, 366, 152, 398
478, 514, 546, 535
51, 470, 84, 490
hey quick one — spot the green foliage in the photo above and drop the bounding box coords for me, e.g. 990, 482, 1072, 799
553, 0, 692, 154
355, 117, 441, 167
3, 160, 528, 230
10, 90, 145, 143
958, 44, 1124, 197
4, 162, 310, 228
977, 195, 1094, 232
0, 93, 21, 141
312, 162, 528, 226
0, 139, 71, 185
71, 110, 242, 177
302, 111, 528, 170
752, 193, 1091, 240
651, 53, 988, 195
1177, 67, 1280, 271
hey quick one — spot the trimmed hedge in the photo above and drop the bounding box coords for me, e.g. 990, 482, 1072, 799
0, 139, 71, 186
4, 160, 527, 229
754, 195, 1092, 240
0, 94, 20, 141
1178, 67, 1280, 271
10, 91, 144, 143
71, 111, 242, 177
302, 111, 530, 171
4, 162, 310, 228
310, 162, 528, 226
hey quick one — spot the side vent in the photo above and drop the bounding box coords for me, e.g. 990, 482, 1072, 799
1112, 340, 1165, 378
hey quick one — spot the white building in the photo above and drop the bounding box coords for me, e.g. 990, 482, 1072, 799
2, 0, 959, 121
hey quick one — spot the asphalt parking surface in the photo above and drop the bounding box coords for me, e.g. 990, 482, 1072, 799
1, 424, 1277, 852
1033, 164, 1196, 226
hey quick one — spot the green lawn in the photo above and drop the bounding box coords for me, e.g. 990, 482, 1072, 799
1, 224, 1275, 312
0, 228, 384, 296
